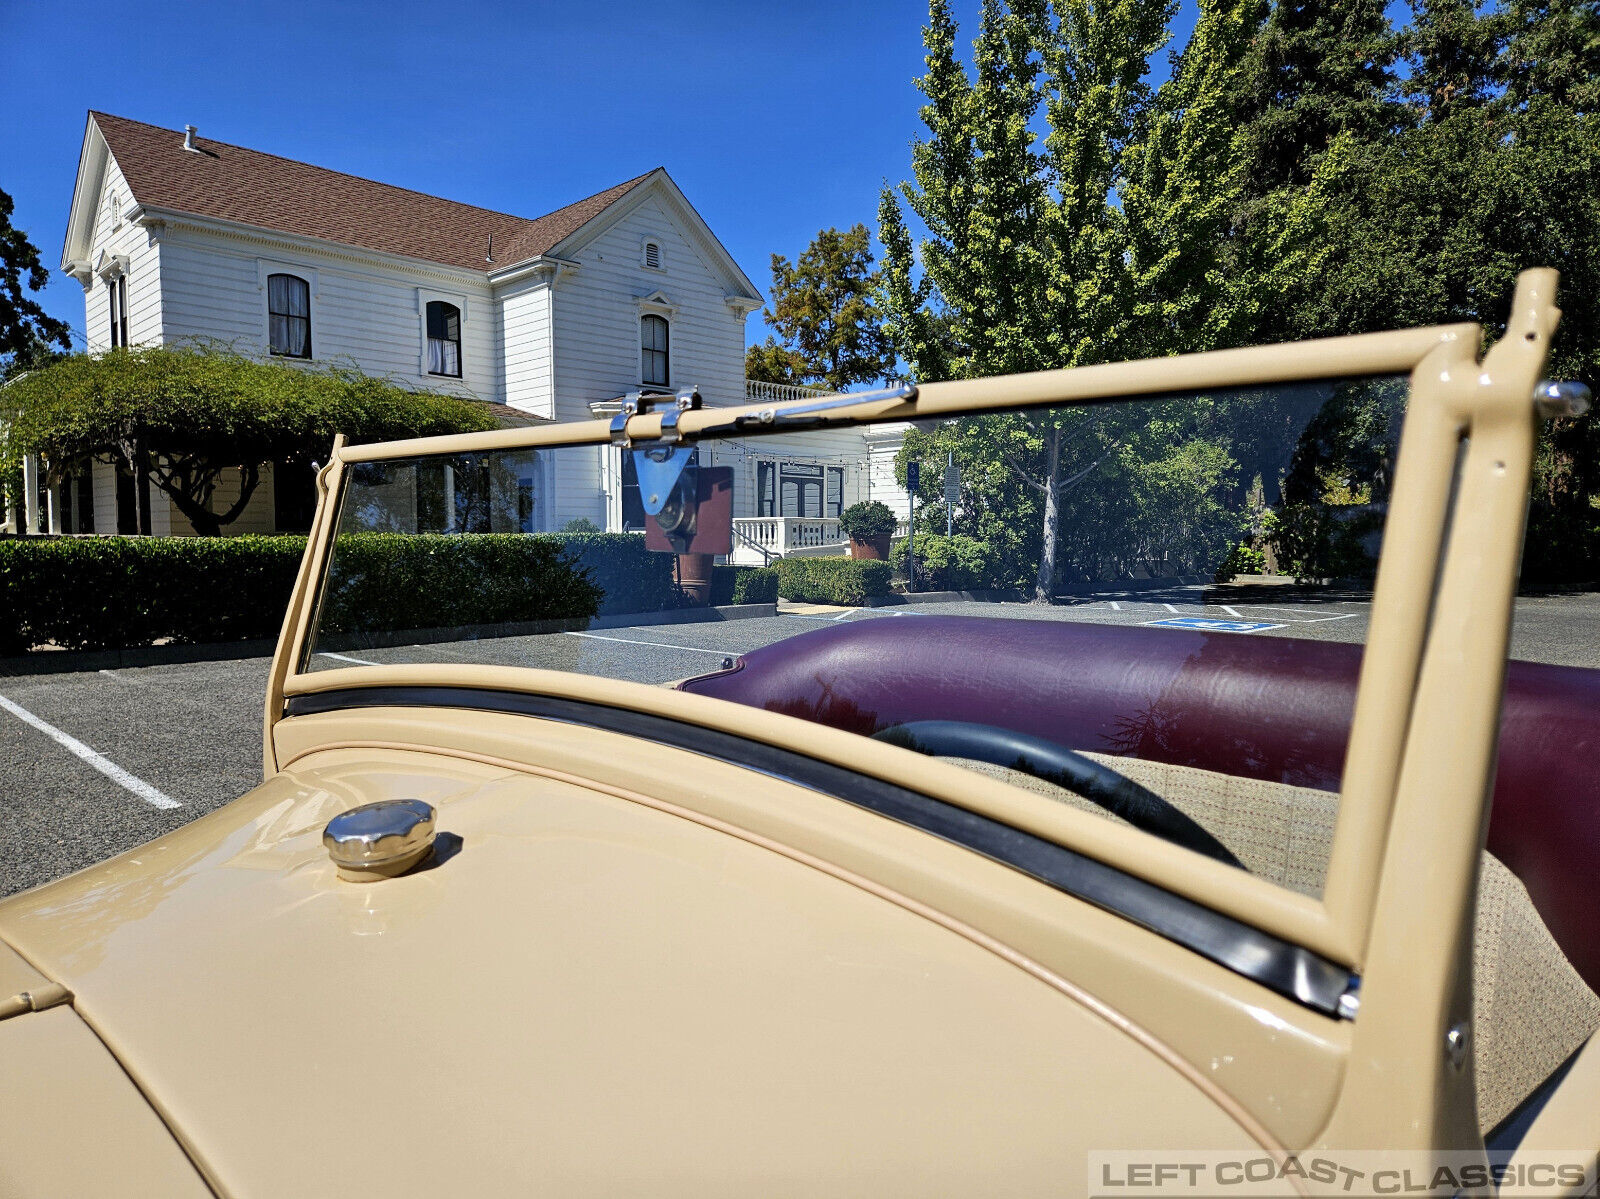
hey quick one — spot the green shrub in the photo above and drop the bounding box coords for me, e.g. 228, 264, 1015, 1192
320, 534, 601, 636
890, 533, 1003, 590
776, 556, 891, 604
729, 565, 779, 604
542, 533, 679, 614
560, 516, 602, 534
839, 500, 898, 541
0, 531, 607, 655
0, 535, 307, 652
1214, 542, 1268, 582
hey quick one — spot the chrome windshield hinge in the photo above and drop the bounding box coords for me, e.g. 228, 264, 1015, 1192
608, 387, 701, 448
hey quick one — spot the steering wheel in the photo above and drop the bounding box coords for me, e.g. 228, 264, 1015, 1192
871, 720, 1244, 869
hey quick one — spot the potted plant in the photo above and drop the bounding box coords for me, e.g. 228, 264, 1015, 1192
840, 500, 897, 561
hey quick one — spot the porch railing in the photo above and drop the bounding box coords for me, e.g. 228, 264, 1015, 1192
743, 379, 833, 404
730, 516, 849, 566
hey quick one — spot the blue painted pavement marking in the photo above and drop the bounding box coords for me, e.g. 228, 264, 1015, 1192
1144, 617, 1285, 633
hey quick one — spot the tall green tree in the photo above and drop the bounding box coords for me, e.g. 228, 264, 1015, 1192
744, 224, 894, 393
1, 188, 72, 379
881, 0, 1174, 600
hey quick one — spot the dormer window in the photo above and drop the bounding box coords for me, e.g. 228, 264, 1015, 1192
642, 239, 662, 270
641, 314, 669, 387
426, 301, 462, 377
267, 273, 312, 358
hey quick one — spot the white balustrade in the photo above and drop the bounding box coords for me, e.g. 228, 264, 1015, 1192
730, 516, 849, 565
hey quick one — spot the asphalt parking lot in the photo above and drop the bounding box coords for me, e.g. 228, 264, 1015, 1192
3, 584, 1596, 899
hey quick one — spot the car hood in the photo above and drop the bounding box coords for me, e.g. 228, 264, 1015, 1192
0, 748, 1239, 1196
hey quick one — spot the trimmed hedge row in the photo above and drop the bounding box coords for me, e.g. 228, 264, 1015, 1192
0, 532, 710, 655
319, 534, 601, 638
0, 535, 307, 654
776, 557, 891, 605
729, 565, 778, 604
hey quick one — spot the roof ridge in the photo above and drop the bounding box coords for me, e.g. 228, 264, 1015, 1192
89, 111, 653, 231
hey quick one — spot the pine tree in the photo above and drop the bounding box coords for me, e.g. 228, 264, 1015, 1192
751, 224, 894, 393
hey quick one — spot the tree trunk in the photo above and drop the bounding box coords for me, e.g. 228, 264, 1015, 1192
1031, 425, 1062, 604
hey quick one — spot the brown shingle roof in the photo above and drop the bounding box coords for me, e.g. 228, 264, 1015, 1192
91, 112, 656, 273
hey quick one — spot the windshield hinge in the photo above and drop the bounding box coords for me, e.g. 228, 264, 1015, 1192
609, 387, 701, 448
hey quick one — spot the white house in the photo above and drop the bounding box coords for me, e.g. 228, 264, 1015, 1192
14, 112, 911, 556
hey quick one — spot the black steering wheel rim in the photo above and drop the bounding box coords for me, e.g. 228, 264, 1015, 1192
871, 719, 1243, 870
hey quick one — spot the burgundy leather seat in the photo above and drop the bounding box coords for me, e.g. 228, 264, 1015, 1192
679, 616, 1600, 990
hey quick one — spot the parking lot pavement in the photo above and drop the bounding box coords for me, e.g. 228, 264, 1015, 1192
3, 588, 1596, 899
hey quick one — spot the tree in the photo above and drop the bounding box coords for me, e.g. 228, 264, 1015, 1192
1, 346, 499, 535
881, 0, 1173, 600
1, 188, 72, 379
750, 224, 894, 393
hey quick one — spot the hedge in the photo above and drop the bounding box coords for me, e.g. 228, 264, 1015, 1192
729, 565, 778, 604
0, 532, 666, 655
776, 557, 891, 605
0, 535, 307, 654
318, 534, 602, 638
890, 533, 1006, 591
543, 533, 678, 615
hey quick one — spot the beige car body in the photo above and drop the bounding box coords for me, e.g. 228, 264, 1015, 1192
0, 269, 1594, 1196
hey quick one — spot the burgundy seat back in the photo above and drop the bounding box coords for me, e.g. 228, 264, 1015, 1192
679, 616, 1600, 989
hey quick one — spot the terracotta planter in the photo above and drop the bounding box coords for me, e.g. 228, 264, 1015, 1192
849, 534, 891, 561
676, 552, 715, 606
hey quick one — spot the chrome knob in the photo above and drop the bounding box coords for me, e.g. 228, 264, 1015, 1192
323, 799, 436, 881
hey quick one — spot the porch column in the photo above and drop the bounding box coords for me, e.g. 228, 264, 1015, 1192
21, 453, 40, 534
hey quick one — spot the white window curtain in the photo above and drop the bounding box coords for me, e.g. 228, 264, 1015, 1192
426, 301, 462, 377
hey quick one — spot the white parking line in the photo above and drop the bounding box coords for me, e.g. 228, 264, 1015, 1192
317, 652, 382, 666
563, 631, 730, 656
1221, 605, 1243, 618
0, 694, 182, 810
98, 668, 138, 685
1162, 603, 1179, 613
1108, 601, 1121, 611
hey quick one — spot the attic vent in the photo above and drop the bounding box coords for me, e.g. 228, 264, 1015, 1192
643, 240, 662, 270
183, 124, 199, 153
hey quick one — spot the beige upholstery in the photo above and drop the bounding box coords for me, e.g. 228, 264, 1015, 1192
949, 755, 1600, 1133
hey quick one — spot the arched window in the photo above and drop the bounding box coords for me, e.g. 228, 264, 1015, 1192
641, 314, 669, 387
643, 240, 662, 269
426, 301, 462, 377
267, 273, 311, 358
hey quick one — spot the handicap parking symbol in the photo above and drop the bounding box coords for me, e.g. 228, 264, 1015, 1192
1145, 616, 1285, 633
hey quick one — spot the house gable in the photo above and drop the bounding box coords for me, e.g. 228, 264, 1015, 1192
545, 171, 762, 311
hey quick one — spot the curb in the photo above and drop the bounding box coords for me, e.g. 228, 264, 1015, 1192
863, 589, 1024, 607
589, 603, 777, 629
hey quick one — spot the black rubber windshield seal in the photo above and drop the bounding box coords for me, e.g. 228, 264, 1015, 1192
285, 685, 1357, 1018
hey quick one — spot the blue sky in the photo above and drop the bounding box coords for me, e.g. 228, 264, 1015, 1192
1, 0, 1198, 351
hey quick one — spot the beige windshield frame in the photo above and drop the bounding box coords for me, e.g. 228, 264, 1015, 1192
267, 271, 1557, 1025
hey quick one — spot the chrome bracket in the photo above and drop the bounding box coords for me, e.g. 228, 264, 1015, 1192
608, 387, 701, 447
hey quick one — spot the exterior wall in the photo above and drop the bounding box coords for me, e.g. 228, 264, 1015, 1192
83, 154, 162, 352
865, 424, 913, 520
547, 193, 751, 530
155, 226, 503, 401
498, 278, 554, 418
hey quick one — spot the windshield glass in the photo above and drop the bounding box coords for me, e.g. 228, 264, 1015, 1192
302, 378, 1409, 897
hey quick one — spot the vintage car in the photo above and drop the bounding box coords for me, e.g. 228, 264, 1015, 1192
0, 268, 1596, 1197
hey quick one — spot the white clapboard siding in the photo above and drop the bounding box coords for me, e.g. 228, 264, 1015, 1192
499, 278, 554, 417
84, 154, 163, 352
157, 229, 504, 402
